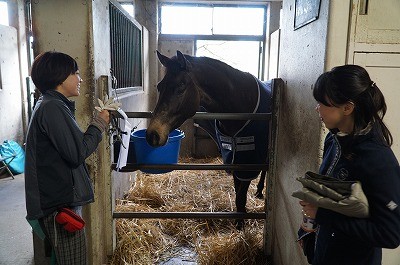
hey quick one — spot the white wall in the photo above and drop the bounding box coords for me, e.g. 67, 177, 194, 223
272, 0, 330, 264
0, 0, 29, 146
0, 25, 24, 144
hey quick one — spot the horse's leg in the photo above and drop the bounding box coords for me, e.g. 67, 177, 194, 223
255, 171, 267, 199
234, 176, 251, 230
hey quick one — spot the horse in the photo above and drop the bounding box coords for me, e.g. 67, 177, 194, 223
146, 50, 272, 227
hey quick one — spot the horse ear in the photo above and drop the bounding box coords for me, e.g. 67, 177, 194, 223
156, 50, 171, 67
176, 50, 192, 71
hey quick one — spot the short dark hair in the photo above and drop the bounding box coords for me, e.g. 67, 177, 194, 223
30, 51, 79, 93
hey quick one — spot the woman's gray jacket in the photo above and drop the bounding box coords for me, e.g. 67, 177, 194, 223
25, 90, 106, 220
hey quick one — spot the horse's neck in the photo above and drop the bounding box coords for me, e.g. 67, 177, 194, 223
199, 75, 257, 113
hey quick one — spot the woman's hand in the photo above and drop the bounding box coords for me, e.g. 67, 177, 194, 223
299, 200, 318, 219
98, 110, 110, 124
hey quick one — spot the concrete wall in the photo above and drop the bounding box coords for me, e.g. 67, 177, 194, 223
88, 2, 115, 262
0, 25, 24, 144
0, 0, 28, 146
134, 0, 159, 114
271, 0, 329, 264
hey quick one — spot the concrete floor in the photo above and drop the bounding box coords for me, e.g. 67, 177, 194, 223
0, 173, 34, 265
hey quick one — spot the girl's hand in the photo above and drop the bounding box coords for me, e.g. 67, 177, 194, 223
299, 200, 318, 219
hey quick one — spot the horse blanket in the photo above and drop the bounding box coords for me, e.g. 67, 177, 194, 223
196, 77, 272, 181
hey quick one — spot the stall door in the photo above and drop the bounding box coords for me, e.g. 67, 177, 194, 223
354, 52, 400, 265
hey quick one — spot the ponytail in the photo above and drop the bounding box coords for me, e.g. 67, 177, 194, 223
368, 83, 393, 146
313, 65, 393, 146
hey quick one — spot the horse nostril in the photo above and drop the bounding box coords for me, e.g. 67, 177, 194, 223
146, 131, 160, 147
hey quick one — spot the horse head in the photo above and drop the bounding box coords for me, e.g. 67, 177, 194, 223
146, 50, 201, 147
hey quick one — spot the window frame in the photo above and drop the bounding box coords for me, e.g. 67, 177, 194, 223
158, 2, 268, 79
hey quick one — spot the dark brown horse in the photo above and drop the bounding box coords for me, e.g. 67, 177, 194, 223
146, 50, 272, 226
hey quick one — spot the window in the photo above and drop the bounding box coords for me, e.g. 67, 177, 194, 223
161, 5, 265, 36
109, 0, 143, 92
0, 1, 9, 26
161, 5, 213, 35
196, 40, 261, 77
159, 3, 267, 79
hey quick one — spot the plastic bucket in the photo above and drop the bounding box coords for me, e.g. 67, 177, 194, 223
131, 129, 185, 174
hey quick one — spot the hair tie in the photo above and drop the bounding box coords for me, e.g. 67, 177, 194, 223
371, 81, 376, 87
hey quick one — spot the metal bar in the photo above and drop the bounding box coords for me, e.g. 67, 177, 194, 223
112, 163, 268, 172
159, 34, 264, 42
113, 211, 266, 220
112, 111, 271, 120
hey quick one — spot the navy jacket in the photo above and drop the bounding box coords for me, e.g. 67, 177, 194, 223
312, 128, 400, 265
25, 90, 103, 220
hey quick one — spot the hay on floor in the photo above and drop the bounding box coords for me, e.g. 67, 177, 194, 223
109, 157, 267, 265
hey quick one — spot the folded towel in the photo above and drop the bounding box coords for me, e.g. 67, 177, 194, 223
292, 171, 369, 218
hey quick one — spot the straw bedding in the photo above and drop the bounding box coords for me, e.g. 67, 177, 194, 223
109, 157, 266, 265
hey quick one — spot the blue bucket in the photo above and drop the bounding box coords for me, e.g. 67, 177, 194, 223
131, 129, 185, 174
